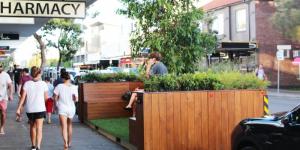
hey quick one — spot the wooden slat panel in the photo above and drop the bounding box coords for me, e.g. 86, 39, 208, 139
187, 93, 195, 150
142, 90, 265, 150
159, 94, 167, 150
208, 92, 216, 150
221, 91, 229, 150
151, 94, 160, 150
194, 92, 202, 149
166, 93, 174, 150
247, 91, 255, 117
180, 93, 188, 149
234, 91, 242, 125
201, 92, 209, 150
144, 94, 152, 150
215, 92, 222, 150
173, 92, 182, 150
228, 91, 236, 150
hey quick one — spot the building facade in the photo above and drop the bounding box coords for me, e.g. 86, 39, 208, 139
203, 0, 300, 87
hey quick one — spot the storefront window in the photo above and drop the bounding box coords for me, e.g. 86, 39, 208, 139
236, 9, 247, 32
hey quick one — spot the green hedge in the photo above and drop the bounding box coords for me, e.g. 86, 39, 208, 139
144, 71, 270, 92
81, 72, 141, 82
81, 71, 269, 91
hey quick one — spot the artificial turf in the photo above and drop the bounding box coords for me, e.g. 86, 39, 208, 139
90, 117, 129, 141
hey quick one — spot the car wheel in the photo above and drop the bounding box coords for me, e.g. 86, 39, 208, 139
240, 146, 257, 150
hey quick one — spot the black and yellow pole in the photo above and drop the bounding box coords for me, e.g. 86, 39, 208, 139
263, 95, 269, 115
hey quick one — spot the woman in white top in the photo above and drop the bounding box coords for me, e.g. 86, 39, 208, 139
16, 66, 48, 150
54, 72, 78, 150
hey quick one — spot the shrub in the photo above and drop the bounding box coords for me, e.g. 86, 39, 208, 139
144, 71, 269, 92
81, 72, 141, 83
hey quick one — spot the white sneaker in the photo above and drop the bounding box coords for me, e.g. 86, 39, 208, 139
129, 117, 136, 120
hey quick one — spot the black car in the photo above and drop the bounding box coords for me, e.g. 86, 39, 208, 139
233, 105, 300, 150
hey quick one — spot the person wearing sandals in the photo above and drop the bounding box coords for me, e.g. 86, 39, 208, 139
16, 66, 48, 150
0, 64, 13, 135
54, 72, 78, 150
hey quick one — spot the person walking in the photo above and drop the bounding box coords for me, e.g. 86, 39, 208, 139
54, 72, 78, 150
255, 64, 267, 80
16, 68, 32, 122
44, 77, 54, 124
16, 66, 48, 150
13, 64, 22, 93
0, 64, 13, 135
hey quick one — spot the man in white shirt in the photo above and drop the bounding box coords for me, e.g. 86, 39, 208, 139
0, 64, 13, 134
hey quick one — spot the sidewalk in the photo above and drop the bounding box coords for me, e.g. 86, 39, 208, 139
268, 88, 300, 98
0, 95, 124, 150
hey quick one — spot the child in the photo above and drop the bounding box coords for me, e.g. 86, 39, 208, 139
45, 77, 54, 124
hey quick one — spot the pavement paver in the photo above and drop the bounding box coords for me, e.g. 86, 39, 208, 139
0, 95, 124, 150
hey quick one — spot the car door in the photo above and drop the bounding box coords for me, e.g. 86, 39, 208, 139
281, 109, 300, 149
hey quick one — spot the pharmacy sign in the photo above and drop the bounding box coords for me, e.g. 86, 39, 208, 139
0, 0, 86, 18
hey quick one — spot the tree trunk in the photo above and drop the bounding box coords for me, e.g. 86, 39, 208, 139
33, 33, 46, 71
57, 52, 62, 72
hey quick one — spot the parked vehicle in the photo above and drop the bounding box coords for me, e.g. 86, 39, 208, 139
233, 104, 300, 150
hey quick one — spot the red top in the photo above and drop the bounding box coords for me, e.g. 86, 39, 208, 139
20, 75, 32, 95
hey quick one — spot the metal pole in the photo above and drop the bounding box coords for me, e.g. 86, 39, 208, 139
277, 60, 280, 93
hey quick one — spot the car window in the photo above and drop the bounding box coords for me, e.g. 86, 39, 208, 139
290, 109, 300, 124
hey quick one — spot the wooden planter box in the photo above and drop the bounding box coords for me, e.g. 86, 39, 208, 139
78, 81, 143, 121
131, 90, 266, 150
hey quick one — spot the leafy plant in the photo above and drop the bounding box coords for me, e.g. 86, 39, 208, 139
118, 0, 217, 74
144, 72, 269, 92
81, 72, 141, 83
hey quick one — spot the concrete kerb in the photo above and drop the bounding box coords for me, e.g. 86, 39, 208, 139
84, 120, 137, 150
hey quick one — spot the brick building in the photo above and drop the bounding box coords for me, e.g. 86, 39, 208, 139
203, 0, 300, 87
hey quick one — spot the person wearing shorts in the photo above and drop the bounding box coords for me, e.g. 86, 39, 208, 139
16, 66, 48, 150
54, 72, 78, 150
0, 64, 13, 135
44, 77, 54, 124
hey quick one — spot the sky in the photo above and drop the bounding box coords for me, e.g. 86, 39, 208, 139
13, 0, 213, 66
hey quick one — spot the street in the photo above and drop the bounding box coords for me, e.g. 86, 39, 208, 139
269, 94, 300, 114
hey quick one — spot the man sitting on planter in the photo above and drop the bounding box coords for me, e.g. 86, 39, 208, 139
124, 52, 168, 115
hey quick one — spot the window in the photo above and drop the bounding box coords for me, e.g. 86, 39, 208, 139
236, 9, 247, 32
212, 14, 224, 35
283, 49, 290, 58
293, 50, 300, 58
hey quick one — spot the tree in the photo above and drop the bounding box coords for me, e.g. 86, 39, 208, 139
272, 0, 300, 41
41, 19, 82, 71
119, 0, 217, 74
33, 33, 46, 71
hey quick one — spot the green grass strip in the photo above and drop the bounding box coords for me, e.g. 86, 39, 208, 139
90, 118, 129, 141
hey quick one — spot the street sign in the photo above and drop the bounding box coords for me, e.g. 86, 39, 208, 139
276, 50, 284, 61
0, 46, 9, 50
277, 45, 291, 50
0, 33, 19, 40
0, 0, 86, 18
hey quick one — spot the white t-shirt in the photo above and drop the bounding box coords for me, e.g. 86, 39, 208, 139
23, 80, 48, 113
0, 72, 12, 101
257, 69, 265, 80
54, 84, 78, 112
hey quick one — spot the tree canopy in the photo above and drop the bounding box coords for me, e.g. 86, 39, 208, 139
119, 0, 217, 74
41, 19, 82, 71
272, 0, 300, 41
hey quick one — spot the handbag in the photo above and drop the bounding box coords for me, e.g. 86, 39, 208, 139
122, 91, 132, 101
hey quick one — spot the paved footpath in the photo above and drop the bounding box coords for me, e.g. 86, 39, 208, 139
0, 95, 124, 150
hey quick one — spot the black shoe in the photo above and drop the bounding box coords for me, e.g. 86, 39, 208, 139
123, 107, 132, 111
31, 146, 36, 150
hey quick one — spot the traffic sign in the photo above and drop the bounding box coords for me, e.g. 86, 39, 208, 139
276, 50, 284, 61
